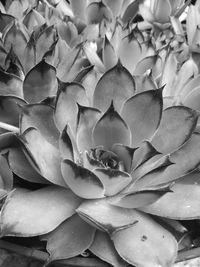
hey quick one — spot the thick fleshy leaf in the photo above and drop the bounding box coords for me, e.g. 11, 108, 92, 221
117, 33, 142, 74
112, 211, 177, 267
0, 96, 26, 128
76, 105, 101, 153
35, 25, 57, 64
77, 199, 139, 233
180, 74, 200, 99
59, 126, 74, 161
93, 61, 135, 113
133, 133, 200, 189
0, 69, 23, 97
0, 186, 81, 237
111, 144, 137, 173
140, 183, 200, 220
90, 230, 126, 267
132, 141, 161, 170
46, 214, 95, 262
7, 145, 49, 184
61, 159, 105, 199
20, 103, 59, 147
54, 81, 89, 132
0, 154, 13, 191
93, 168, 132, 196
23, 59, 58, 103
121, 0, 140, 24
86, 1, 113, 24
151, 106, 198, 154
182, 86, 200, 111
121, 90, 163, 147
134, 55, 159, 76
0, 11, 15, 32
109, 187, 170, 209
131, 155, 173, 184
103, 35, 118, 71
20, 128, 65, 186
3, 21, 29, 65
23, 9, 45, 32
93, 103, 131, 149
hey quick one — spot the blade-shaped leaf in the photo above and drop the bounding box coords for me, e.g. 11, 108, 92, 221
93, 61, 135, 113
0, 11, 14, 32
20, 103, 59, 148
61, 159, 105, 199
121, 90, 163, 147
46, 214, 95, 262
112, 210, 177, 267
20, 128, 65, 187
134, 133, 200, 189
86, 1, 113, 24
54, 81, 89, 132
76, 105, 101, 153
0, 186, 81, 237
93, 102, 132, 149
23, 59, 58, 103
151, 106, 198, 154
23, 9, 45, 32
89, 230, 126, 267
93, 168, 132, 196
140, 183, 200, 220
77, 199, 139, 234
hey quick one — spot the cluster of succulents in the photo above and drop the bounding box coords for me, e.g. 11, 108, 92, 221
1, 0, 200, 266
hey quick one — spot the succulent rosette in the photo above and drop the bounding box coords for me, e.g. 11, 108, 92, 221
0, 59, 200, 267
1, 1, 200, 267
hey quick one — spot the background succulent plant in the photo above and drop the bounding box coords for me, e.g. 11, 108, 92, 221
0, 0, 200, 267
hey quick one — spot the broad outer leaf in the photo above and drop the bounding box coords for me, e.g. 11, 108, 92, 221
77, 200, 139, 234
93, 61, 135, 113
182, 86, 200, 111
0, 186, 81, 237
140, 183, 200, 220
112, 210, 177, 267
93, 103, 131, 150
151, 106, 198, 154
90, 230, 126, 267
20, 128, 65, 187
23, 60, 58, 103
134, 133, 200, 190
0, 96, 26, 127
20, 103, 59, 147
46, 214, 95, 262
54, 82, 89, 132
121, 90, 163, 147
61, 159, 105, 199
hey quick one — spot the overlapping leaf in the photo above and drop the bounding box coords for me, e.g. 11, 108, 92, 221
0, 186, 81, 237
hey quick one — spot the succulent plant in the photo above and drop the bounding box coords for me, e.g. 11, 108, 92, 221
0, 1, 200, 267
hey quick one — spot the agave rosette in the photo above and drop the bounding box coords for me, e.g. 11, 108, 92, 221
0, 59, 200, 267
